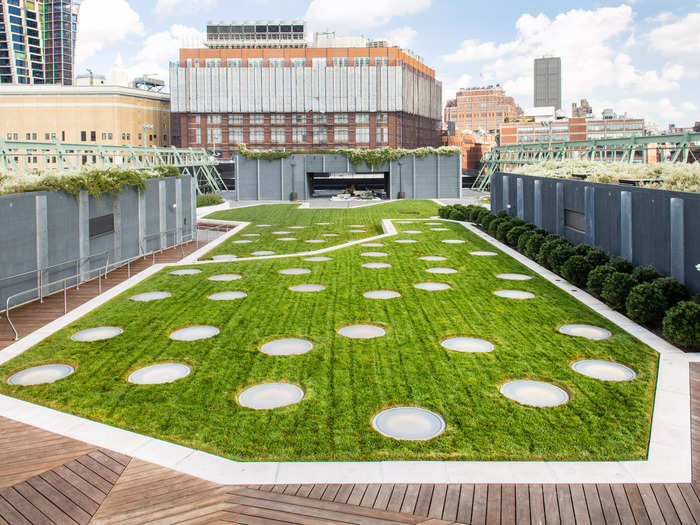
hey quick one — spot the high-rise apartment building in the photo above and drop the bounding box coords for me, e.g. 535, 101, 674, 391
444, 84, 522, 133
0, 0, 79, 86
43, 0, 80, 85
534, 57, 561, 110
170, 22, 443, 156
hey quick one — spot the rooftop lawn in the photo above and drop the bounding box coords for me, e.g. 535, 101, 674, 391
201, 200, 440, 259
0, 202, 658, 462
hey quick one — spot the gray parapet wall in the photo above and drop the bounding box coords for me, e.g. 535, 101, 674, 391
491, 172, 700, 294
233, 153, 461, 201
0, 176, 196, 312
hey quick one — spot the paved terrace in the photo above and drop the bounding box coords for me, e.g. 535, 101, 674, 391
0, 205, 698, 523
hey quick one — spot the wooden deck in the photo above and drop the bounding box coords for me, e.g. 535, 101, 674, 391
0, 240, 204, 351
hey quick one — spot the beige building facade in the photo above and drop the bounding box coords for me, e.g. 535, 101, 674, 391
0, 85, 171, 147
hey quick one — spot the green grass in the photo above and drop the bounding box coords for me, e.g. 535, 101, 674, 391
0, 202, 658, 462
202, 200, 440, 259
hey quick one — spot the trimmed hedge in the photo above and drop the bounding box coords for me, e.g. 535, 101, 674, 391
601, 272, 638, 311
436, 204, 698, 351
663, 302, 700, 348
196, 193, 224, 207
587, 264, 617, 296
626, 283, 667, 325
561, 256, 593, 288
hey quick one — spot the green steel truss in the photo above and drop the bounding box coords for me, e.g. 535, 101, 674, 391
473, 131, 700, 191
0, 140, 226, 194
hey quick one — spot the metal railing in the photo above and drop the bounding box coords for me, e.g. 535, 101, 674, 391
1, 227, 199, 341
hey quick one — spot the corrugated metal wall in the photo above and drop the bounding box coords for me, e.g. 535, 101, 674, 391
170, 65, 442, 121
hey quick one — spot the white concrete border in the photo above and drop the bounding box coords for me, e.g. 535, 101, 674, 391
0, 208, 693, 485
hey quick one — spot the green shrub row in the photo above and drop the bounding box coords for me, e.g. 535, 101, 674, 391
0, 166, 180, 197
196, 193, 225, 207
237, 144, 460, 168
438, 204, 700, 350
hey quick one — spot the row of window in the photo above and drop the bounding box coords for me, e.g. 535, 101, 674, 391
194, 113, 388, 126
5, 131, 167, 143
186, 57, 390, 68
190, 126, 390, 145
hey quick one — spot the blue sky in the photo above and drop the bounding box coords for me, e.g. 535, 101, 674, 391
76, 0, 699, 128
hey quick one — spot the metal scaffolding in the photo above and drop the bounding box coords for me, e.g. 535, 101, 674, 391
473, 131, 700, 191
0, 140, 226, 194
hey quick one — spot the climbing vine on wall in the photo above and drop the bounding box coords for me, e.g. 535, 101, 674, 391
237, 144, 460, 167
0, 166, 180, 197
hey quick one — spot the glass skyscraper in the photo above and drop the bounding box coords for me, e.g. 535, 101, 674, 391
0, 0, 79, 85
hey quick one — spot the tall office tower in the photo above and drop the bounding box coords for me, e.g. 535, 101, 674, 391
0, 0, 46, 84
42, 0, 80, 85
534, 56, 561, 110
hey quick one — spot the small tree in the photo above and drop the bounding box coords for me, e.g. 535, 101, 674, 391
626, 283, 667, 325
587, 264, 616, 296
561, 256, 593, 288
663, 302, 700, 349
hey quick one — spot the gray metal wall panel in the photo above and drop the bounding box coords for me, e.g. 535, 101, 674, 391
493, 173, 700, 294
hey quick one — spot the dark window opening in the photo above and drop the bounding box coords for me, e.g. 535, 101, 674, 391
565, 209, 586, 233
89, 214, 114, 238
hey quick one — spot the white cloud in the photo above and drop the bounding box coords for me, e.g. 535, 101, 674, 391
155, 0, 218, 16
305, 0, 431, 33
644, 11, 675, 24
613, 97, 697, 123
438, 5, 687, 110
126, 25, 204, 83
76, 0, 144, 64
382, 27, 418, 49
649, 13, 700, 61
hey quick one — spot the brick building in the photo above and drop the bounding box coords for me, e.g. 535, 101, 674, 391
442, 128, 494, 172
499, 117, 644, 145
443, 85, 522, 134
169, 22, 443, 157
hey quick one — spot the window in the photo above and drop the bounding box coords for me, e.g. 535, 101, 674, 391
249, 128, 264, 143
354, 57, 370, 66
89, 214, 114, 238
313, 127, 328, 144
271, 128, 286, 144
292, 114, 306, 125
356, 113, 369, 124
207, 115, 222, 125
334, 127, 348, 143
271, 114, 285, 125
312, 114, 327, 124
228, 128, 243, 144
191, 129, 201, 144
90, 131, 96, 142
25, 133, 31, 140
80, 131, 87, 141
356, 127, 370, 143
376, 127, 388, 143
312, 57, 327, 68
186, 59, 193, 67
192, 115, 201, 124
333, 57, 349, 67
377, 113, 388, 123
205, 58, 221, 67
269, 58, 285, 68
250, 114, 264, 125
101, 132, 107, 140
375, 57, 388, 66
291, 58, 306, 68
227, 58, 242, 67
207, 128, 222, 144
248, 58, 263, 68
565, 210, 586, 233
229, 114, 243, 125
292, 127, 306, 143
335, 113, 348, 124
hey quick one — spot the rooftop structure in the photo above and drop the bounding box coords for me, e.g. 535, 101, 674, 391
572, 99, 593, 118
205, 20, 307, 48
